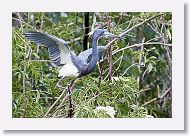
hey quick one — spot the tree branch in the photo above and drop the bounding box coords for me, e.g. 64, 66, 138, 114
44, 87, 67, 117
105, 13, 165, 48
142, 88, 170, 107
112, 42, 172, 56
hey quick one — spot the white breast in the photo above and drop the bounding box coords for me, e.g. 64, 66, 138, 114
58, 63, 79, 79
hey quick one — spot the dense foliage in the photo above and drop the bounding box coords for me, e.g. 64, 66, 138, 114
12, 12, 172, 118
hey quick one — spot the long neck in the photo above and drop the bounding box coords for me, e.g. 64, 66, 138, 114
86, 36, 98, 73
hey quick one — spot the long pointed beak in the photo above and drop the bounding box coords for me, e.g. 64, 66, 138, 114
103, 31, 116, 37
103, 31, 124, 39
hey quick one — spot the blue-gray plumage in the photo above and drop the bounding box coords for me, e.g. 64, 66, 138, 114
23, 29, 119, 86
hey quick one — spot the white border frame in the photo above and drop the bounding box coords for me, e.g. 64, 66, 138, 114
0, 0, 184, 130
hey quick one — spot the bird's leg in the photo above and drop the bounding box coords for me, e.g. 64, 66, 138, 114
68, 79, 76, 118
56, 76, 65, 89
52, 79, 77, 118
68, 85, 73, 117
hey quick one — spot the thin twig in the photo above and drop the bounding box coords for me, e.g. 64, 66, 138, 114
92, 13, 97, 31
112, 42, 172, 56
105, 13, 165, 48
67, 37, 81, 44
116, 12, 123, 28
98, 62, 104, 87
35, 13, 45, 55
139, 88, 151, 93
16, 12, 23, 28
122, 63, 139, 76
142, 88, 170, 107
139, 38, 145, 63
52, 79, 78, 117
137, 38, 145, 83
145, 36, 169, 43
22, 51, 28, 117
102, 54, 124, 81
147, 22, 162, 36
40, 13, 44, 31
86, 91, 103, 103
44, 87, 67, 117
121, 18, 135, 32
115, 50, 125, 72
29, 60, 52, 63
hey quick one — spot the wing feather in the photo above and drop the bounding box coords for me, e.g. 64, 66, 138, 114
23, 31, 73, 66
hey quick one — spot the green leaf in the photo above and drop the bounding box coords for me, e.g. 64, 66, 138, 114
148, 63, 153, 73
32, 52, 40, 59
149, 56, 157, 60
167, 29, 172, 40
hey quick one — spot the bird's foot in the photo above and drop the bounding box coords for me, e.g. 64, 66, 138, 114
71, 103, 76, 109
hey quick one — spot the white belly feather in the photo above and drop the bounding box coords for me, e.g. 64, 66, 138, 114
58, 63, 79, 78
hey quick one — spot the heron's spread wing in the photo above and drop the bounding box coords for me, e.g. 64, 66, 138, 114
78, 46, 108, 64
23, 32, 73, 66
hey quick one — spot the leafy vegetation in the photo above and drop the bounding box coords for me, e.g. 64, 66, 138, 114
12, 12, 172, 118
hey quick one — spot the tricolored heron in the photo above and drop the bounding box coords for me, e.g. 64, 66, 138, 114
23, 29, 119, 86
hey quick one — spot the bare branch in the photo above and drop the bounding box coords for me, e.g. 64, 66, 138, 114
142, 88, 170, 107
122, 63, 139, 76
113, 42, 172, 56
44, 87, 67, 117
106, 13, 165, 48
